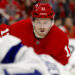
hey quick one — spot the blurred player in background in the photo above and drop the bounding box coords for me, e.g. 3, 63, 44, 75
0, 3, 71, 65
64, 17, 75, 38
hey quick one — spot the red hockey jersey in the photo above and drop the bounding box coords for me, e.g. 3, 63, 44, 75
0, 19, 71, 65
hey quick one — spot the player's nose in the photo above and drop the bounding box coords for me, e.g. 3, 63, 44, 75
40, 24, 45, 29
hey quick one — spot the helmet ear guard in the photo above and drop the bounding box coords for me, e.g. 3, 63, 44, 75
32, 3, 55, 18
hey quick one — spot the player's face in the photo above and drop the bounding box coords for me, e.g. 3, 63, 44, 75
33, 18, 54, 38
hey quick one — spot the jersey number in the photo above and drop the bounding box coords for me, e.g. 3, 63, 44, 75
65, 46, 70, 57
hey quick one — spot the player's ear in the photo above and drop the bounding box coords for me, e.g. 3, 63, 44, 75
52, 19, 54, 25
51, 18, 54, 26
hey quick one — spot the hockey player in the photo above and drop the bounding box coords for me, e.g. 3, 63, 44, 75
0, 35, 71, 75
0, 3, 71, 65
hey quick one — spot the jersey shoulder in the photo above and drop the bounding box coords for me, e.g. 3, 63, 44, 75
48, 25, 69, 47
10, 18, 32, 35
52, 25, 68, 41
11, 18, 32, 28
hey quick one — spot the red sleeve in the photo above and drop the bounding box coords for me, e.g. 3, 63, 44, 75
0, 21, 24, 38
57, 36, 71, 65
0, 19, 30, 38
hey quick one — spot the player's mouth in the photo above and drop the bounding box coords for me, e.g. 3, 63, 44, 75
40, 30, 45, 32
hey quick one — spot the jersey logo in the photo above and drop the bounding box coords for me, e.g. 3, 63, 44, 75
45, 61, 60, 75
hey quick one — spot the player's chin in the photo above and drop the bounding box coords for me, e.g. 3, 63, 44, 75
39, 32, 47, 36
